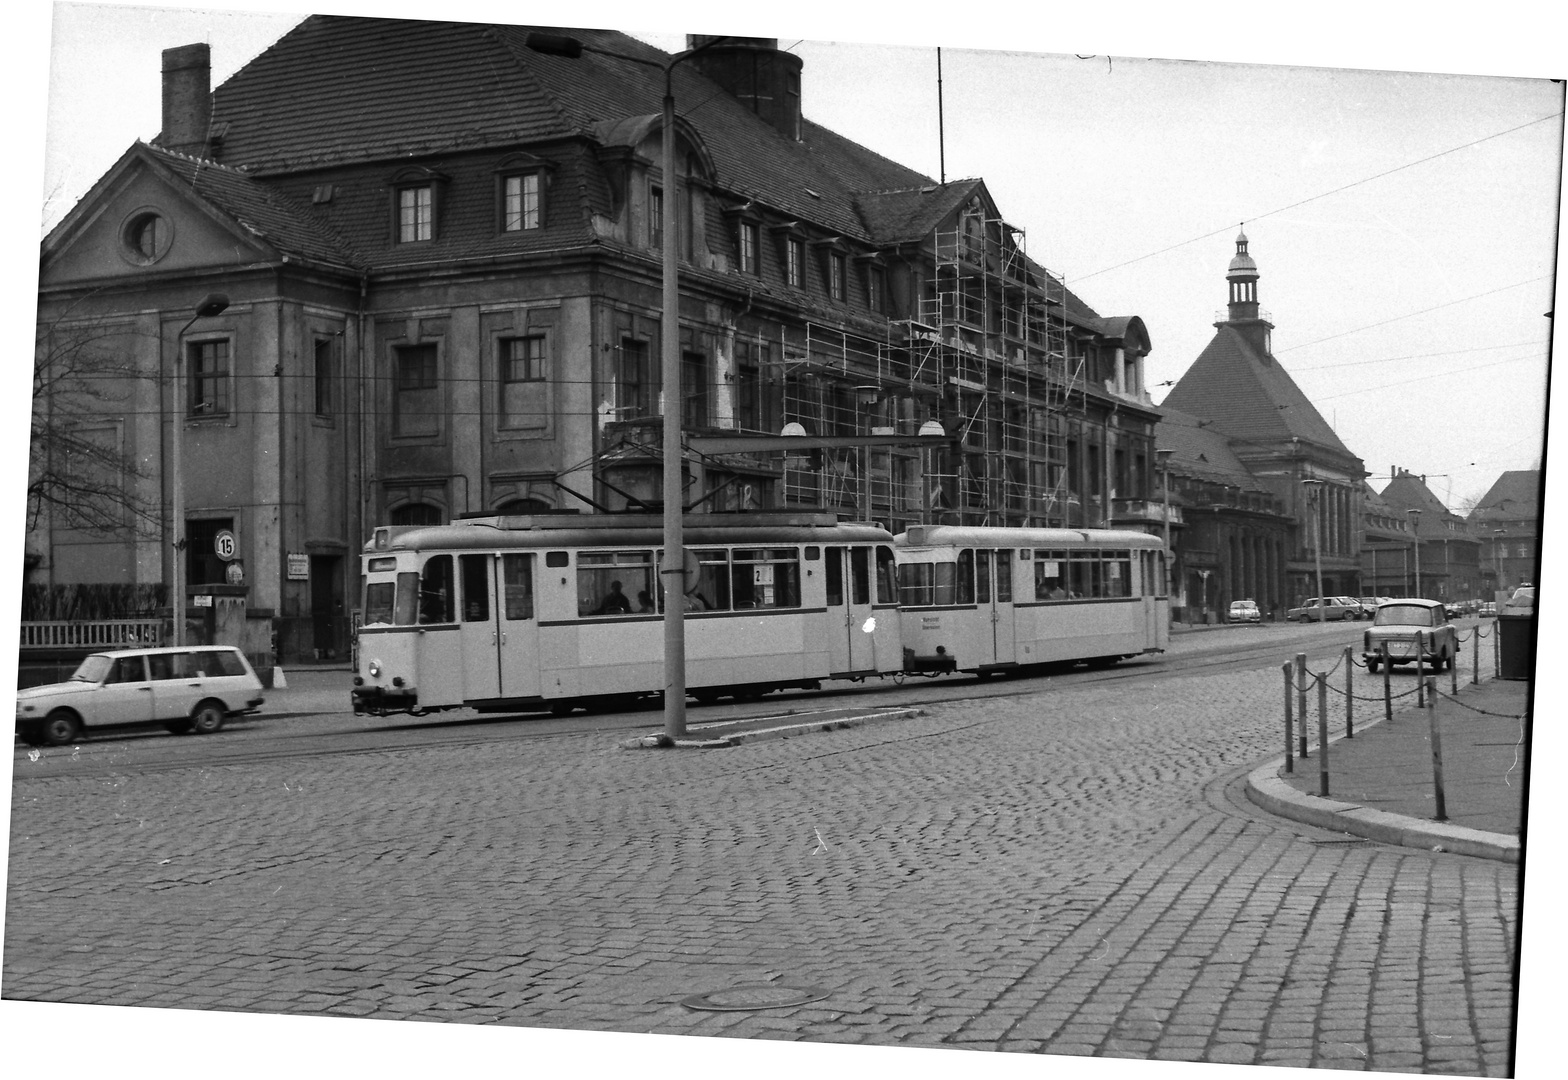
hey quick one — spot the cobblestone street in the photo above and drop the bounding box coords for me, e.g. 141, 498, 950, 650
5, 665, 1521, 1074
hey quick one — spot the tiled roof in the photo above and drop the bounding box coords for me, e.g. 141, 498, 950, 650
1470, 469, 1541, 524
1161, 324, 1355, 458
142, 143, 363, 268
204, 18, 936, 248
1154, 407, 1270, 491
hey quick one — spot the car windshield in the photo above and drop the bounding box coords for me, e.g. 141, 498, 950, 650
1374, 604, 1435, 627
70, 654, 114, 682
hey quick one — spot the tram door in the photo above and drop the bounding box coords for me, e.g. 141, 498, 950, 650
458, 553, 539, 702
825, 545, 877, 674
976, 549, 1017, 665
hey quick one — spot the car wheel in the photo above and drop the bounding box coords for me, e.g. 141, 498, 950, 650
42, 709, 81, 746
191, 700, 226, 735
17, 721, 45, 747
165, 718, 194, 735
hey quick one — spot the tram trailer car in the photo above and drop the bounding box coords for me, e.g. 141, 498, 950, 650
894, 526, 1170, 676
352, 513, 904, 716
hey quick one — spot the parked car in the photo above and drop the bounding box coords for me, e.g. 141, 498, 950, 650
1337, 596, 1370, 620
1286, 597, 1355, 622
1228, 599, 1262, 623
1357, 596, 1383, 617
1478, 601, 1499, 618
1362, 599, 1458, 672
15, 645, 265, 747
1444, 602, 1463, 619
1505, 585, 1536, 613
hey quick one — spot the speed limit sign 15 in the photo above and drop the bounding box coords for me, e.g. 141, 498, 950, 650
213, 528, 238, 561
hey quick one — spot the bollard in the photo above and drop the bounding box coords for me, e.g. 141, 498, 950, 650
1426, 675, 1447, 821
1382, 642, 1392, 723
1317, 672, 1330, 797
1450, 636, 1459, 697
1472, 624, 1480, 686
1344, 645, 1354, 738
1282, 661, 1294, 773
1493, 622, 1500, 679
1415, 636, 1426, 708
1296, 653, 1308, 759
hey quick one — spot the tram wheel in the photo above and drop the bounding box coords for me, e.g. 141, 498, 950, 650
549, 701, 576, 717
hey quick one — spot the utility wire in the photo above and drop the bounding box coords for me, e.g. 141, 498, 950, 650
1073, 111, 1564, 284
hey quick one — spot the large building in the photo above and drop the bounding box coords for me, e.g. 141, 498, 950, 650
32, 19, 1162, 664
1468, 469, 1543, 594
1159, 231, 1368, 608
1377, 470, 1485, 603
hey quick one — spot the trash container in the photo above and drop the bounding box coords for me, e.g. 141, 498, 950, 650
1497, 613, 1534, 681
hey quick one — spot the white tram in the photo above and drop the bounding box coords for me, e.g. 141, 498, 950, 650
351, 513, 904, 715
894, 525, 1170, 675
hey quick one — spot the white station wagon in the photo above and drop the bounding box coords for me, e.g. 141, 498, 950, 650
16, 645, 265, 746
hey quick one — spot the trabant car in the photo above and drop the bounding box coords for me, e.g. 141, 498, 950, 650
1362, 599, 1458, 673
15, 645, 265, 747
1228, 599, 1262, 623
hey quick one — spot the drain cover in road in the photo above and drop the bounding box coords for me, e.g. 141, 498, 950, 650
680, 983, 829, 1012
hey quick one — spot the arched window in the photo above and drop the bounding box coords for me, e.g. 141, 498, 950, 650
390, 503, 442, 526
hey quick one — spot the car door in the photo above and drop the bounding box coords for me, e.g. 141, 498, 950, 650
148, 651, 206, 721
91, 654, 156, 727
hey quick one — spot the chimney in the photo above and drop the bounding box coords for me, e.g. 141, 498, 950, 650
159, 43, 212, 158
685, 37, 802, 141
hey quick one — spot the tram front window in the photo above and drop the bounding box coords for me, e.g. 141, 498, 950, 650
418, 555, 455, 624
364, 581, 397, 626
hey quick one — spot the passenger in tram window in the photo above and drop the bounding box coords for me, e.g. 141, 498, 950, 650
683, 591, 709, 611
597, 579, 633, 615
636, 590, 656, 612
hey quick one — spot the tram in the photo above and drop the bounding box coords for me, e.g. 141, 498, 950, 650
351, 512, 904, 716
894, 525, 1170, 675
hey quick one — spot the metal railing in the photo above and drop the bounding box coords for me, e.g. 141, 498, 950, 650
18, 620, 164, 650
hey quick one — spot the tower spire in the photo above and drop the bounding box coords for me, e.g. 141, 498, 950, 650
1226, 224, 1259, 321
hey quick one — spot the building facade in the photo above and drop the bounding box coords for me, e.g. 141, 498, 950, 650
33, 20, 1163, 664
1467, 469, 1542, 595
1159, 231, 1368, 608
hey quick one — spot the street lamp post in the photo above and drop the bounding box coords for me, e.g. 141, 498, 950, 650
170, 294, 230, 647
1493, 527, 1506, 593
525, 32, 733, 740
1155, 448, 1174, 605
1407, 508, 1422, 598
1302, 479, 1326, 623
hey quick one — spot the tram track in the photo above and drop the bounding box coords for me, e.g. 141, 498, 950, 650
12, 622, 1381, 781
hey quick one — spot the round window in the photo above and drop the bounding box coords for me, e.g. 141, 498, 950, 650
120, 209, 173, 265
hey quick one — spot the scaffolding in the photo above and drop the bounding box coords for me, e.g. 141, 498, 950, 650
916, 205, 1083, 527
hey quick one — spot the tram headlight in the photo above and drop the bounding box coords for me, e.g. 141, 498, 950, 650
368, 659, 381, 678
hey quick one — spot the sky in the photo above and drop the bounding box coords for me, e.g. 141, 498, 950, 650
4, 1, 1566, 1076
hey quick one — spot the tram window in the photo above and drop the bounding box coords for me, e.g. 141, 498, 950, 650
545, 551, 569, 568
364, 581, 397, 625
418, 555, 455, 624
850, 547, 871, 605
933, 561, 957, 605
994, 550, 1013, 602
459, 554, 490, 621
1104, 551, 1131, 598
825, 547, 843, 606
955, 550, 975, 605
1069, 553, 1101, 599
367, 557, 396, 573
731, 548, 800, 609
502, 554, 534, 620
1035, 558, 1067, 600
976, 550, 991, 604
578, 550, 654, 616
395, 572, 420, 624
804, 546, 820, 560
898, 562, 933, 606
875, 546, 897, 604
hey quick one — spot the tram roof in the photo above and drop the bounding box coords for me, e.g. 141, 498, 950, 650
896, 525, 1167, 550
366, 513, 893, 553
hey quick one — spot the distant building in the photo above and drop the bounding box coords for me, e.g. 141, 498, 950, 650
1159, 230, 1368, 606
1467, 469, 1542, 594
1359, 483, 1418, 597
1153, 408, 1294, 621
1378, 469, 1484, 602
33, 19, 1162, 663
